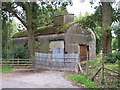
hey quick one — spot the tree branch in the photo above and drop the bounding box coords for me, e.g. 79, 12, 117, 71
2, 4, 27, 29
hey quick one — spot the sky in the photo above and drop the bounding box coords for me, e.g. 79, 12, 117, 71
67, 0, 120, 16
66, 0, 99, 16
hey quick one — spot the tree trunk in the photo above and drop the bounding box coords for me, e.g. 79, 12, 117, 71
101, 2, 112, 84
118, 29, 120, 51
26, 3, 34, 65
102, 2, 112, 55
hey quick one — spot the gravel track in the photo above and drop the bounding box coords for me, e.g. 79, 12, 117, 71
2, 69, 81, 88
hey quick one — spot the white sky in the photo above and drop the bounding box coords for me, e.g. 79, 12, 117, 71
66, 0, 99, 16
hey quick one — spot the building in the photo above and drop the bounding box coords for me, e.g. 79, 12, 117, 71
12, 13, 96, 70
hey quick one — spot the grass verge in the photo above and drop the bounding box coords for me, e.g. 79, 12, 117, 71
1, 66, 13, 73
66, 74, 98, 88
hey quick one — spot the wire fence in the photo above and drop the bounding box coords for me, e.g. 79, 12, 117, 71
34, 52, 78, 71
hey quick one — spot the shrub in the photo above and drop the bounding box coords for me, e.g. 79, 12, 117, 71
104, 51, 120, 63
12, 45, 29, 59
2, 44, 28, 59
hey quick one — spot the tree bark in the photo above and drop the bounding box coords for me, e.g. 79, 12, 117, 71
101, 2, 112, 84
26, 3, 34, 65
102, 2, 112, 55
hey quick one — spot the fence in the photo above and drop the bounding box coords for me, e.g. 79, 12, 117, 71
1, 59, 32, 67
34, 52, 79, 71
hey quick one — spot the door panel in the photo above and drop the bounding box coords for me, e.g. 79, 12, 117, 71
79, 44, 88, 62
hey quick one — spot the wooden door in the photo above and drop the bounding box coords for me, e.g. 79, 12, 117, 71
79, 44, 88, 62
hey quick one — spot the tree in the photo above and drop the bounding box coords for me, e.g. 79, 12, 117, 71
2, 2, 34, 63
77, 4, 117, 54
2, 1, 71, 65
2, 9, 18, 59
79, 0, 118, 84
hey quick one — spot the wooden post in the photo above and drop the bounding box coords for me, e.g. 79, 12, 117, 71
18, 58, 19, 68
86, 50, 89, 76
101, 54, 105, 84
78, 55, 83, 73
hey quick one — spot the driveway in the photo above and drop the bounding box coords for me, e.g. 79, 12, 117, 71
1, 69, 81, 88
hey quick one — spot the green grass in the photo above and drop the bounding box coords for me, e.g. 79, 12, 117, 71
66, 74, 98, 88
1, 66, 13, 73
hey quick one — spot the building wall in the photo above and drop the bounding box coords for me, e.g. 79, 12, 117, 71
12, 23, 96, 60
12, 37, 28, 45
35, 34, 65, 53
53, 14, 74, 25
65, 23, 96, 60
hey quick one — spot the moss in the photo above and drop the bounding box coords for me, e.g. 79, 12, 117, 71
87, 36, 93, 42
12, 22, 74, 38
12, 30, 28, 38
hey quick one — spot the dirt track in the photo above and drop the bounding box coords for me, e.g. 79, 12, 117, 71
2, 69, 81, 88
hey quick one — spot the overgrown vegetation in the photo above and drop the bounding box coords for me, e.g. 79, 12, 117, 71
66, 74, 98, 88
78, 54, 119, 88
104, 51, 120, 63
2, 44, 29, 59
12, 45, 29, 59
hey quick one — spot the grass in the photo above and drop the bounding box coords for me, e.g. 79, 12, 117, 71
66, 74, 98, 88
68, 53, 119, 88
1, 66, 13, 73
84, 53, 119, 88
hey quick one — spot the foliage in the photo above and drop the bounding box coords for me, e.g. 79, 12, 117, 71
104, 51, 120, 63
77, 4, 118, 54
2, 1, 69, 60
80, 54, 119, 88
11, 44, 29, 59
66, 74, 98, 88
105, 61, 119, 71
54, 4, 68, 16
31, 2, 68, 29
112, 37, 118, 50
2, 44, 28, 59
1, 66, 13, 73
2, 17, 18, 59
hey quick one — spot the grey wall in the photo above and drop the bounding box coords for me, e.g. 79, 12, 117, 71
35, 34, 65, 53
12, 23, 96, 60
12, 37, 28, 45
65, 23, 96, 60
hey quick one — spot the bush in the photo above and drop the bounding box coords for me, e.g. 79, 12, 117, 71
2, 45, 29, 59
104, 51, 120, 63
12, 45, 29, 59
